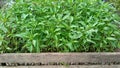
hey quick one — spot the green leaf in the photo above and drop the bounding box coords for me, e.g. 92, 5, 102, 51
24, 41, 33, 52
21, 14, 28, 20
0, 24, 8, 33
32, 40, 36, 47
69, 16, 74, 23
86, 39, 96, 44
0, 34, 3, 46
62, 13, 70, 20
106, 37, 116, 41
66, 42, 74, 51
32, 39, 40, 52
14, 33, 28, 38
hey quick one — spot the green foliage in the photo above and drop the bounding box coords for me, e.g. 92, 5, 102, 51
0, 0, 120, 53
109, 0, 120, 11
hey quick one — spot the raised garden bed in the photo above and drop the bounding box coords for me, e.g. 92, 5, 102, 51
0, 0, 120, 68
0, 53, 120, 68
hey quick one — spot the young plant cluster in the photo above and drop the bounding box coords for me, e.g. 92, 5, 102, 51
108, 0, 120, 11
0, 0, 120, 53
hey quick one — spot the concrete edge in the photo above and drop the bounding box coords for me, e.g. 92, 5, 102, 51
0, 53, 120, 64
0, 65, 120, 68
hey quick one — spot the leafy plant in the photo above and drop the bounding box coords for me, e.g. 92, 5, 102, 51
0, 0, 120, 53
108, 0, 120, 11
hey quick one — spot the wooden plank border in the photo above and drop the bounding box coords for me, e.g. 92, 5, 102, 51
0, 53, 120, 65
